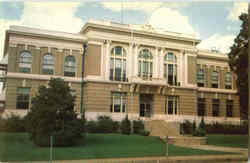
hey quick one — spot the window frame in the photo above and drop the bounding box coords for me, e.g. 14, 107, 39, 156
225, 72, 232, 89
197, 65, 205, 87
164, 52, 177, 86
110, 92, 127, 113
42, 53, 55, 75
19, 51, 32, 73
16, 87, 30, 110
64, 55, 76, 77
226, 100, 233, 117
211, 70, 219, 88
165, 96, 179, 115
110, 46, 127, 82
197, 98, 206, 116
138, 49, 153, 80
212, 99, 220, 117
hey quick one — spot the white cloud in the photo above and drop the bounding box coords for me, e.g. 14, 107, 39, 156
227, 2, 248, 21
101, 2, 188, 13
197, 34, 235, 53
148, 7, 200, 38
0, 2, 84, 59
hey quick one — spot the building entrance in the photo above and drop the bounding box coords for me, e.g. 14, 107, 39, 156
139, 94, 153, 117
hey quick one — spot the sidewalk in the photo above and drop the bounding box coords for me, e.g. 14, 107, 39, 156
31, 145, 248, 163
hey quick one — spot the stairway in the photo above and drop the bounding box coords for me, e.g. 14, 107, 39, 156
144, 120, 180, 137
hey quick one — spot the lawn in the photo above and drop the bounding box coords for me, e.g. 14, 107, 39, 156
206, 134, 248, 148
0, 132, 235, 162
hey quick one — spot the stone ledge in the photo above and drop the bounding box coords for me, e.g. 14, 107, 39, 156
161, 136, 207, 146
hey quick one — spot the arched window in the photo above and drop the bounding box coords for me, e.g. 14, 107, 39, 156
138, 49, 153, 80
110, 46, 126, 81
225, 72, 232, 89
42, 53, 54, 75
164, 52, 177, 85
64, 56, 76, 77
211, 71, 218, 88
19, 51, 32, 73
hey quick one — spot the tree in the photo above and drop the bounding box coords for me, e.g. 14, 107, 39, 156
228, 13, 249, 120
25, 78, 85, 147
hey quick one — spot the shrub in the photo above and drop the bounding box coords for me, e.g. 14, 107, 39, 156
181, 120, 192, 134
112, 121, 120, 133
199, 117, 205, 130
205, 122, 248, 135
133, 119, 144, 134
193, 127, 206, 137
96, 116, 114, 133
192, 120, 196, 135
120, 115, 131, 135
138, 129, 150, 136
86, 121, 99, 133
0, 114, 26, 132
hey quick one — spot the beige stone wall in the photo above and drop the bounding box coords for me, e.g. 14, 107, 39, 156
5, 78, 81, 112
84, 43, 101, 77
187, 56, 197, 84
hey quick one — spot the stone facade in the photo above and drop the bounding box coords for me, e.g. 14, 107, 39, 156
1, 20, 240, 124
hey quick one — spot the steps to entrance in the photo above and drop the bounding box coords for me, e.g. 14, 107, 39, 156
144, 120, 180, 137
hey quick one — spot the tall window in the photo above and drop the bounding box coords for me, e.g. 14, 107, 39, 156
138, 49, 153, 80
110, 92, 127, 113
211, 71, 218, 88
19, 51, 32, 73
42, 54, 54, 75
197, 65, 205, 87
225, 72, 232, 89
64, 56, 76, 77
164, 53, 177, 85
212, 99, 220, 116
16, 87, 30, 109
165, 96, 178, 115
197, 98, 205, 116
226, 100, 233, 117
110, 46, 126, 81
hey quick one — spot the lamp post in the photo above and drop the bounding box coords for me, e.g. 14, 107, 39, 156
80, 43, 86, 119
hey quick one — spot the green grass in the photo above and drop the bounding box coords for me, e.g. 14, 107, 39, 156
207, 134, 248, 148
0, 132, 235, 162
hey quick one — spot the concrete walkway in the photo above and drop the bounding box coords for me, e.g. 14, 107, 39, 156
29, 145, 247, 163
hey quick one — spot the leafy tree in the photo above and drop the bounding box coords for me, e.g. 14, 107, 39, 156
25, 78, 85, 147
228, 13, 248, 119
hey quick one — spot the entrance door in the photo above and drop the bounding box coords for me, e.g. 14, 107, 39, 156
139, 94, 153, 117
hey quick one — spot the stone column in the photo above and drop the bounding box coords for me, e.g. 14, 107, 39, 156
179, 50, 184, 86
128, 43, 133, 80
133, 44, 139, 77
159, 48, 164, 79
105, 40, 111, 80
153, 47, 159, 79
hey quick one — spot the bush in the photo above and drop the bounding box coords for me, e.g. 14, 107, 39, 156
180, 120, 192, 135
97, 116, 114, 133
192, 120, 196, 135
120, 115, 131, 135
193, 127, 206, 137
133, 119, 144, 134
205, 122, 248, 135
199, 117, 205, 130
0, 114, 26, 132
86, 121, 99, 133
112, 121, 120, 133
138, 129, 150, 136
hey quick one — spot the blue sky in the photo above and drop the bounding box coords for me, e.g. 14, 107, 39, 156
0, 1, 248, 57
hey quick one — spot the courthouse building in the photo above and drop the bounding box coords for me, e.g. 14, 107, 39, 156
0, 19, 240, 124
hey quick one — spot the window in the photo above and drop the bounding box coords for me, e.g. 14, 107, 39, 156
64, 56, 76, 77
19, 51, 32, 73
211, 71, 218, 88
110, 92, 127, 113
212, 99, 220, 116
138, 49, 153, 80
197, 66, 205, 87
42, 54, 54, 75
164, 53, 177, 85
165, 96, 178, 115
226, 100, 233, 117
16, 87, 30, 109
225, 72, 232, 89
197, 98, 205, 116
110, 46, 126, 81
